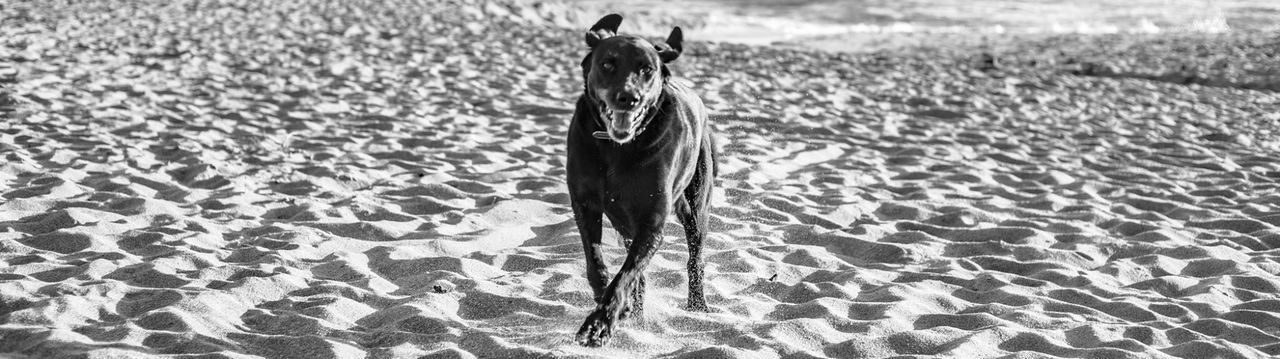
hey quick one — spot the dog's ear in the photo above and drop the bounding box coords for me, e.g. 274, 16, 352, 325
585, 14, 623, 48
655, 26, 683, 63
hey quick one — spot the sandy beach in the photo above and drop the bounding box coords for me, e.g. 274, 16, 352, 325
3, 0, 1280, 358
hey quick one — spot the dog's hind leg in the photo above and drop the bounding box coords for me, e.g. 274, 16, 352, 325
674, 198, 706, 311
573, 201, 609, 303
676, 145, 714, 312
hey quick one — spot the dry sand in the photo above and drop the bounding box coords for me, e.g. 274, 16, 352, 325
3, 0, 1280, 358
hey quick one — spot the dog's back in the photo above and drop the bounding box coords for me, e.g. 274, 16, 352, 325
657, 77, 714, 191
665, 78, 709, 136
665, 78, 703, 116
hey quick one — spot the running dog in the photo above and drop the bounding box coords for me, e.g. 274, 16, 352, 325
566, 14, 717, 347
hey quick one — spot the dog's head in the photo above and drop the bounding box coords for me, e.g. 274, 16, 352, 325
581, 14, 683, 144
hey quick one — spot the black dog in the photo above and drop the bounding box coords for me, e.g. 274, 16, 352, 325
566, 14, 717, 347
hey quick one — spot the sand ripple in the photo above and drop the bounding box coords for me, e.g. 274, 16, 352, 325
2, 0, 1280, 358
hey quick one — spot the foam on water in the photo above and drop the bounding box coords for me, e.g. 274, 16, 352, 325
554, 0, 1271, 49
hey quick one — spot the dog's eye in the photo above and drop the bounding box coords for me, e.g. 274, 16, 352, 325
640, 65, 654, 74
601, 62, 615, 72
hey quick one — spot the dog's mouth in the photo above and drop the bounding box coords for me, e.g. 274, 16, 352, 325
593, 100, 648, 143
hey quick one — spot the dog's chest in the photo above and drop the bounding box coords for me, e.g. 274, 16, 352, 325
603, 97, 702, 197
602, 144, 695, 196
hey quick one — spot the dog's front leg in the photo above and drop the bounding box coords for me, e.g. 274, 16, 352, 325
576, 207, 667, 347
572, 199, 609, 302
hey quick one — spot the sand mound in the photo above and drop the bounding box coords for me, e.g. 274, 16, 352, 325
2, 0, 1280, 358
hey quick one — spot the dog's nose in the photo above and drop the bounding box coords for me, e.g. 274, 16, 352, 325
615, 92, 639, 108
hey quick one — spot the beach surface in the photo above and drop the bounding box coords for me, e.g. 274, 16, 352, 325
3, 0, 1280, 358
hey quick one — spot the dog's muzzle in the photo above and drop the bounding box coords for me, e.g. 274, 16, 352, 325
592, 99, 650, 143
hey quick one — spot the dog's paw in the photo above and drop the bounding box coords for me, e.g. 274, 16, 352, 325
575, 309, 616, 347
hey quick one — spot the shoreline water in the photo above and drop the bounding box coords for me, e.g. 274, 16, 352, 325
511, 0, 1280, 91
540, 0, 1278, 52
